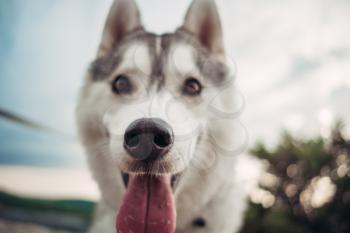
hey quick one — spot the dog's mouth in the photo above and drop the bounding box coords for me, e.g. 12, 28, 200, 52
121, 172, 182, 191
117, 172, 180, 233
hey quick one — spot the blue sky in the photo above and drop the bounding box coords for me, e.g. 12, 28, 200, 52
0, 0, 349, 168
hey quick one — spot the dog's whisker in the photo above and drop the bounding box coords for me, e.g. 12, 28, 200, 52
155, 161, 160, 174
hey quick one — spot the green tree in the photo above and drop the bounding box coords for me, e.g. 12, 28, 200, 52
240, 122, 350, 233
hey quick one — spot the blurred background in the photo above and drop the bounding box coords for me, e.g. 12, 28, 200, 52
0, 0, 349, 232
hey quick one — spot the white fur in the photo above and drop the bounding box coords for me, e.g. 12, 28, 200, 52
169, 43, 201, 78
116, 43, 152, 76
102, 90, 200, 174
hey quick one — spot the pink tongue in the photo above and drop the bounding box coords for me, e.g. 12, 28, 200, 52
116, 174, 176, 233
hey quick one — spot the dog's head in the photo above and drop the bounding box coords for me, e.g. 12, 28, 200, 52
77, 0, 237, 231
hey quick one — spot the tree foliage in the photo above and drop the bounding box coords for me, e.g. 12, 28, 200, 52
240, 122, 350, 233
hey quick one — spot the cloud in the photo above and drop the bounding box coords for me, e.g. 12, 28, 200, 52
221, 0, 350, 144
0, 0, 349, 166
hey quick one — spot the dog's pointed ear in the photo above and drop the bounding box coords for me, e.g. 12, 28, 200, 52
97, 0, 143, 57
179, 0, 224, 55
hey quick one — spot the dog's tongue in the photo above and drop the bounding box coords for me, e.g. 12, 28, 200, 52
116, 174, 176, 233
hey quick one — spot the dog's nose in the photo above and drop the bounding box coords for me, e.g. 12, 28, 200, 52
124, 118, 174, 161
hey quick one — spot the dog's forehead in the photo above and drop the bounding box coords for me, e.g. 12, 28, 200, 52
90, 32, 197, 80
89, 31, 157, 81
117, 41, 154, 75
89, 31, 228, 86
119, 33, 200, 79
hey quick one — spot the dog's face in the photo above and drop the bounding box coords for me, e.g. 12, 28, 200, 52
77, 0, 234, 177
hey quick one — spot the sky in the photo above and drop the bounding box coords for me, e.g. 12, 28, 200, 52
0, 0, 349, 168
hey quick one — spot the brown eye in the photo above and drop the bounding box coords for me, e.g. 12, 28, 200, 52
183, 78, 202, 96
112, 75, 132, 94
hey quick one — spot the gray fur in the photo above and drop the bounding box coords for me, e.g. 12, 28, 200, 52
90, 29, 228, 88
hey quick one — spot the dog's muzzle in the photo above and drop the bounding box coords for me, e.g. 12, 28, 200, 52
118, 118, 177, 233
123, 118, 174, 161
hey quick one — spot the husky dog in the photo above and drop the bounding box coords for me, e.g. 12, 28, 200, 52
77, 0, 247, 232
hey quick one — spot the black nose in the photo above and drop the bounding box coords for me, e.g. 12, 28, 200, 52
124, 118, 174, 161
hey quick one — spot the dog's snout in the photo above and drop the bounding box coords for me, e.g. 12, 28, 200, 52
124, 118, 174, 161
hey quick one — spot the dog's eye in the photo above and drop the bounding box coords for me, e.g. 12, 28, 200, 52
182, 78, 202, 96
112, 75, 132, 94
